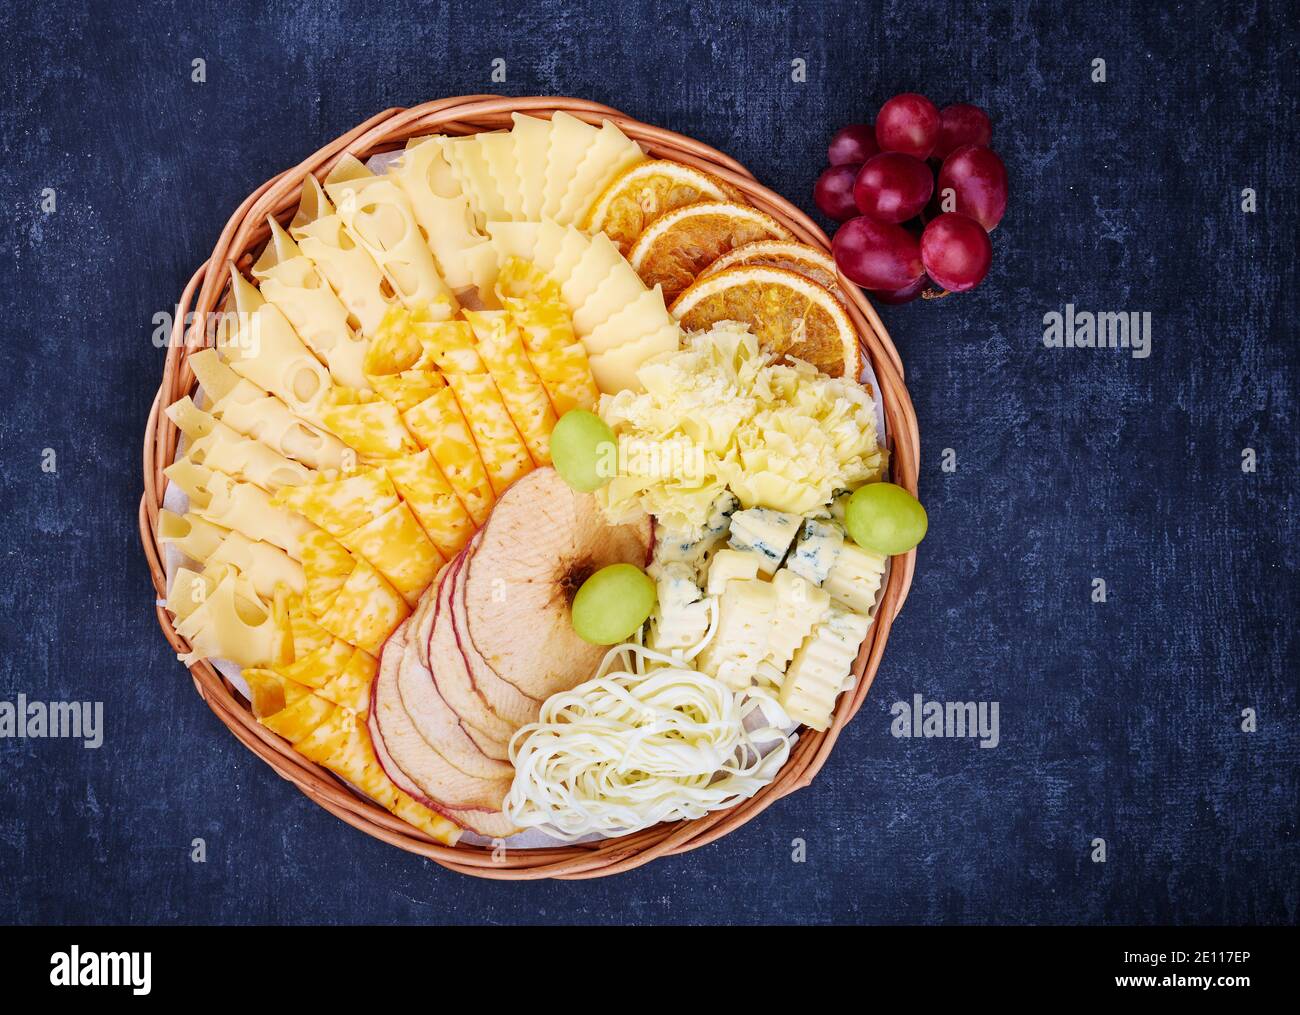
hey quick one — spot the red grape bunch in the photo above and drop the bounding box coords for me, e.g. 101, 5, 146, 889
814, 93, 1007, 304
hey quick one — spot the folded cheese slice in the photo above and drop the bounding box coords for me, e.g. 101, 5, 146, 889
542, 112, 598, 221
325, 156, 457, 313
252, 218, 369, 390
188, 350, 347, 472
556, 119, 644, 226
167, 397, 311, 492
291, 175, 402, 336
510, 113, 551, 220
166, 459, 316, 559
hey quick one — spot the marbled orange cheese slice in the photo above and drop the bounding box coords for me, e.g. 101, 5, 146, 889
446, 371, 534, 496
320, 388, 419, 460
383, 450, 475, 558
464, 310, 557, 466
339, 500, 443, 607
315, 557, 410, 654
273, 468, 400, 539
401, 387, 494, 526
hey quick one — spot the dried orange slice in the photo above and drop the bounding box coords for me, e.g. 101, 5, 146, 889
584, 160, 740, 255
702, 239, 846, 301
670, 265, 860, 379
628, 201, 792, 304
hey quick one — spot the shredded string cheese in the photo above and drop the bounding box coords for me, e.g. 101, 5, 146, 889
505, 643, 793, 841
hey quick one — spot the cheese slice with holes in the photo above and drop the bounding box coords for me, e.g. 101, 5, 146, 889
511, 114, 551, 219
325, 156, 456, 312
167, 400, 311, 492
543, 113, 599, 220
272, 467, 400, 539
465, 310, 557, 466
320, 387, 418, 460
557, 120, 644, 225
175, 570, 290, 668
207, 530, 306, 599
253, 218, 369, 389
158, 510, 228, 564
383, 449, 475, 558
315, 557, 410, 654
291, 175, 402, 336
401, 387, 494, 527
339, 500, 442, 607
167, 461, 316, 558
220, 270, 332, 423
388, 138, 486, 292
190, 350, 347, 471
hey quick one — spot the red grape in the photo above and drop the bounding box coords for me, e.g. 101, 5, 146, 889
875, 93, 940, 159
938, 144, 1007, 230
871, 273, 931, 305
814, 163, 862, 221
934, 103, 992, 159
853, 152, 934, 224
827, 124, 879, 166
920, 213, 991, 292
832, 216, 925, 291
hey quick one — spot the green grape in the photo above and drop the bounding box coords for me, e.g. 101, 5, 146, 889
571, 564, 657, 645
551, 409, 617, 492
844, 482, 927, 555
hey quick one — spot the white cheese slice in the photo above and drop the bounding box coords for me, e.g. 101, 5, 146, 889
555, 119, 644, 225
510, 113, 551, 219
542, 112, 599, 221
582, 284, 674, 355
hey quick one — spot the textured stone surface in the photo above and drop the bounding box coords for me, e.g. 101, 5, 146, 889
0, 0, 1295, 925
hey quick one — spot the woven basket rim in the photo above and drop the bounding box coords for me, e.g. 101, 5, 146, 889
139, 94, 920, 880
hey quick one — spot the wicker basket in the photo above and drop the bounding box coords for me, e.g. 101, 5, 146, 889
139, 95, 920, 880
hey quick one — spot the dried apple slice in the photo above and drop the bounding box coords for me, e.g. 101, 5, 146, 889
462, 467, 652, 701
447, 534, 541, 728
370, 621, 518, 838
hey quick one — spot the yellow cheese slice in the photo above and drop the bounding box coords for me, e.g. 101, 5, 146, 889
401, 387, 495, 527
293, 704, 462, 845
383, 450, 476, 558
440, 135, 506, 228
220, 269, 332, 423
166, 567, 215, 623
556, 119, 645, 226
244, 666, 312, 721
446, 372, 534, 496
167, 460, 316, 558
284, 595, 335, 659
475, 132, 523, 219
522, 340, 600, 416
299, 529, 355, 617
206, 530, 306, 599
320, 387, 419, 460
315, 558, 410, 654
253, 218, 370, 390
168, 400, 311, 491
190, 350, 348, 471
586, 323, 681, 393
388, 138, 486, 293
464, 310, 557, 466
495, 256, 561, 303
421, 319, 483, 373
486, 221, 542, 270
318, 647, 377, 717
277, 636, 354, 690
510, 113, 551, 219
325, 156, 456, 312
573, 261, 654, 335
582, 284, 675, 355
339, 500, 443, 607
291, 175, 402, 336
543, 228, 592, 288
259, 682, 338, 743
272, 467, 400, 538
175, 570, 289, 668
559, 231, 624, 310
158, 509, 227, 563
542, 112, 599, 220
361, 305, 449, 411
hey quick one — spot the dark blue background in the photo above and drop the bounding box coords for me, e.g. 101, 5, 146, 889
1, 0, 1295, 925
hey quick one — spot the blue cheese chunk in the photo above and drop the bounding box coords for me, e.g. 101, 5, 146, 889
727, 507, 803, 576
787, 518, 845, 586
649, 491, 738, 583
